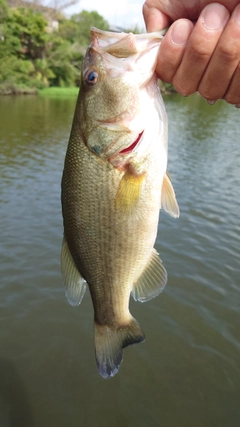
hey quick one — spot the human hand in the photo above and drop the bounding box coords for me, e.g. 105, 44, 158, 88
143, 1, 240, 106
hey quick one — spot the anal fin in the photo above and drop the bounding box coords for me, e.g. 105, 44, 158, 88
61, 236, 87, 306
131, 248, 167, 303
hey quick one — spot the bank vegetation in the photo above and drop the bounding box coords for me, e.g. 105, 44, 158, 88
0, 0, 174, 95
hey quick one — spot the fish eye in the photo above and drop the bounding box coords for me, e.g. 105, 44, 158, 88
85, 70, 98, 85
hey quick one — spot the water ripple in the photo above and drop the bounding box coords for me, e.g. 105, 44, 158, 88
0, 94, 239, 426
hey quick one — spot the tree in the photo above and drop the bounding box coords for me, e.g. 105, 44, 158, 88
49, 10, 109, 86
0, 5, 110, 93
0, 0, 8, 23
1, 7, 48, 59
64, 10, 109, 47
7, 0, 79, 20
0, 4, 49, 91
45, 33, 80, 86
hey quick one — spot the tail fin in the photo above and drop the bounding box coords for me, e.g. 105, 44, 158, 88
94, 317, 145, 379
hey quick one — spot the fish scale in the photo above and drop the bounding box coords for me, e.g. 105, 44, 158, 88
61, 27, 179, 379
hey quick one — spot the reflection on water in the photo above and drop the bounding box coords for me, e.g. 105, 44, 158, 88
0, 94, 239, 427
0, 358, 33, 427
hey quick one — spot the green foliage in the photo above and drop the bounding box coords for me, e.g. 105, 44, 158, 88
0, 0, 8, 23
58, 17, 79, 43
0, 55, 41, 93
1, 7, 48, 58
0, 7, 172, 96
45, 34, 81, 87
68, 10, 109, 46
34, 58, 55, 85
0, 7, 111, 94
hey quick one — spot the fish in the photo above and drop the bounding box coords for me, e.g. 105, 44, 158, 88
61, 27, 179, 379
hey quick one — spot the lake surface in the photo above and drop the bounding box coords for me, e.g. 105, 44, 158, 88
0, 93, 239, 427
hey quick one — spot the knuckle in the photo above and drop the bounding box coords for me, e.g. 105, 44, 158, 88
189, 44, 211, 64
235, 61, 240, 73
224, 93, 240, 104
198, 87, 216, 100
157, 64, 176, 84
225, 62, 240, 103
218, 43, 240, 63
172, 75, 195, 96
198, 78, 223, 100
224, 86, 240, 105
156, 61, 172, 83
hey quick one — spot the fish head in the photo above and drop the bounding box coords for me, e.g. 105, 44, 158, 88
79, 27, 167, 171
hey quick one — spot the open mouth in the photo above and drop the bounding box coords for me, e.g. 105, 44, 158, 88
119, 131, 144, 155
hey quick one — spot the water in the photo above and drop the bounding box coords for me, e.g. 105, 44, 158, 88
0, 93, 239, 427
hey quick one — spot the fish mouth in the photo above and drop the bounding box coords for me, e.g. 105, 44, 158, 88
119, 131, 144, 155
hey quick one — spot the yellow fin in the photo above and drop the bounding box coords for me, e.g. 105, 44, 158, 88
61, 236, 87, 306
161, 173, 180, 218
131, 249, 167, 302
115, 168, 146, 213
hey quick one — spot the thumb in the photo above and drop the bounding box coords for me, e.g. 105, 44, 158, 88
143, 2, 170, 32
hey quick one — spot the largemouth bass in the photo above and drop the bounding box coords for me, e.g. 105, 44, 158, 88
61, 27, 179, 379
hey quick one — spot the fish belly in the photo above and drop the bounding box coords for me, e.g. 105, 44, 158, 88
61, 132, 162, 378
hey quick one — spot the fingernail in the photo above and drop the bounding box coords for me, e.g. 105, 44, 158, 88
202, 3, 229, 31
235, 103, 240, 108
233, 4, 240, 26
171, 20, 193, 46
207, 99, 217, 105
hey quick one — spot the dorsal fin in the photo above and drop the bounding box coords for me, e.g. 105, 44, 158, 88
161, 173, 180, 218
131, 249, 167, 303
61, 236, 87, 306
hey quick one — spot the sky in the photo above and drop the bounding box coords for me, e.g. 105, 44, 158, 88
65, 0, 146, 30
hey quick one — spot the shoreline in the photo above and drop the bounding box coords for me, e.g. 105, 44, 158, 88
0, 83, 176, 97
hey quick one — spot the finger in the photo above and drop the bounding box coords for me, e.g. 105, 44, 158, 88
224, 63, 240, 106
155, 19, 194, 83
198, 3, 240, 102
224, 5, 240, 105
172, 3, 230, 96
143, 2, 170, 32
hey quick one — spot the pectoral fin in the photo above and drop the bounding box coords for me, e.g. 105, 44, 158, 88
131, 249, 167, 303
161, 173, 180, 218
115, 168, 146, 213
61, 236, 87, 306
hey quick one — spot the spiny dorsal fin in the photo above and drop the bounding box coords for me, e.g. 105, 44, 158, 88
161, 173, 180, 218
131, 248, 167, 303
61, 236, 87, 306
